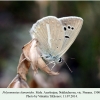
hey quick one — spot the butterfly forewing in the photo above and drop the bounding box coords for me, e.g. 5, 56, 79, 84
48, 17, 64, 55
30, 16, 64, 57
58, 17, 83, 57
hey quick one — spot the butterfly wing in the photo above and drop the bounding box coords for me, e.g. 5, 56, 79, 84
58, 16, 83, 57
30, 16, 64, 57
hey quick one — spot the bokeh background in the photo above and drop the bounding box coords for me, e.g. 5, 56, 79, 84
0, 1, 100, 88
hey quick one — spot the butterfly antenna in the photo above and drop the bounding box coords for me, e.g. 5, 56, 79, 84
62, 58, 73, 73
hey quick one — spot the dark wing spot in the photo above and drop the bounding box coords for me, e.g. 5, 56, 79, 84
68, 25, 71, 29
64, 26, 67, 31
71, 27, 74, 30
65, 36, 69, 38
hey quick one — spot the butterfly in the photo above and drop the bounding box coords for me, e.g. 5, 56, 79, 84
30, 16, 83, 71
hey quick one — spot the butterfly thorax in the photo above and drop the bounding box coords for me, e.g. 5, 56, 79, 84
42, 53, 62, 64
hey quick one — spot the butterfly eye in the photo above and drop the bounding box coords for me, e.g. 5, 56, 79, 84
58, 58, 62, 63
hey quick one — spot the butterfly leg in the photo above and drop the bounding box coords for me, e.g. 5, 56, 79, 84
46, 61, 56, 70
51, 62, 56, 70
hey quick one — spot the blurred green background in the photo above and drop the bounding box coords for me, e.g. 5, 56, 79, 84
0, 1, 100, 88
